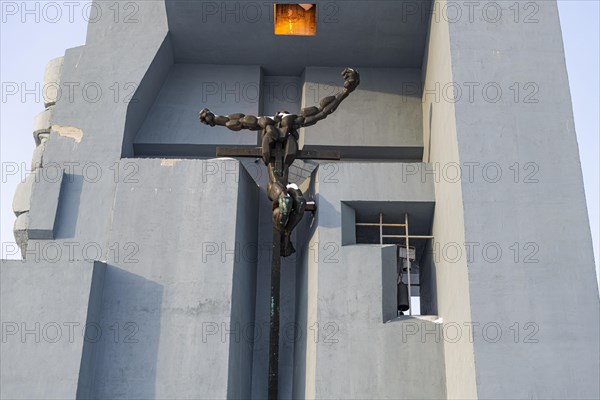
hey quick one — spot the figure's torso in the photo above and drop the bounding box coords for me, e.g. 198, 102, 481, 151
275, 114, 298, 141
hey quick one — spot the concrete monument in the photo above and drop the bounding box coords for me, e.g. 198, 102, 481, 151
1, 1, 598, 399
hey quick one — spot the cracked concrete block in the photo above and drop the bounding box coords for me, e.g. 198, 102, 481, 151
28, 168, 64, 240
33, 107, 53, 145
13, 212, 29, 256
51, 125, 83, 142
12, 171, 37, 216
31, 142, 46, 170
43, 56, 64, 107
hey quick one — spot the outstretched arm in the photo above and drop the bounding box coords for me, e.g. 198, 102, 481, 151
199, 109, 274, 131
298, 68, 360, 127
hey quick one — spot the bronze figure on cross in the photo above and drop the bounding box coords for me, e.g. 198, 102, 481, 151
199, 67, 359, 256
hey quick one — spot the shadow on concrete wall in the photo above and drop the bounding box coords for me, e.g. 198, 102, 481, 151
304, 67, 423, 98
419, 239, 438, 316
311, 193, 340, 229
122, 35, 174, 158
291, 174, 320, 399
291, 215, 312, 400
53, 173, 83, 239
83, 265, 163, 398
227, 168, 259, 399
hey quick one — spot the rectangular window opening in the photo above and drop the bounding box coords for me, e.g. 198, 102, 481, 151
343, 203, 437, 317
274, 4, 317, 36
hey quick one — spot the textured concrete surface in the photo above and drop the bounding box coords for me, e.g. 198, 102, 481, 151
301, 67, 423, 158
31, 142, 46, 170
421, 2, 478, 397
262, 75, 302, 116
0, 260, 106, 399
134, 64, 261, 157
12, 171, 36, 215
12, 212, 29, 254
42, 57, 63, 107
28, 168, 63, 239
444, 1, 600, 398
79, 158, 258, 399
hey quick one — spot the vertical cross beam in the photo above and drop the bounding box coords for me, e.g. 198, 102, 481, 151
268, 228, 282, 400
215, 146, 336, 399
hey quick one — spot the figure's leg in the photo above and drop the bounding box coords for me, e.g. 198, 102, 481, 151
281, 184, 306, 257
267, 180, 291, 232
286, 184, 306, 233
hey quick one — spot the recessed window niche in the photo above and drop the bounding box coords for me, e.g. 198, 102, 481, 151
341, 201, 438, 317
274, 4, 317, 36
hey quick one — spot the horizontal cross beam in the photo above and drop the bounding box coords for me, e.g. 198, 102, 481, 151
216, 146, 341, 160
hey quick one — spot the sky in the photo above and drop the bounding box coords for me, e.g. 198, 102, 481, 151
1, 1, 598, 288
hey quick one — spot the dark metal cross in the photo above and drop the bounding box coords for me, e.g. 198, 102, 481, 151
216, 145, 340, 400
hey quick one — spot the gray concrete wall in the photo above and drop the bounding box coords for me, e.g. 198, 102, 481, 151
228, 167, 260, 398
0, 260, 105, 399
421, 2, 478, 397
442, 1, 600, 398
293, 179, 321, 399
313, 245, 446, 399
88, 158, 258, 398
25, 0, 171, 265
262, 75, 302, 116
122, 35, 174, 158
302, 67, 424, 160
134, 64, 262, 157
6, 154, 261, 398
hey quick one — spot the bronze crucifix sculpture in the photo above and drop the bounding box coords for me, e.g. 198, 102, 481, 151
199, 68, 359, 399
199, 67, 360, 257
